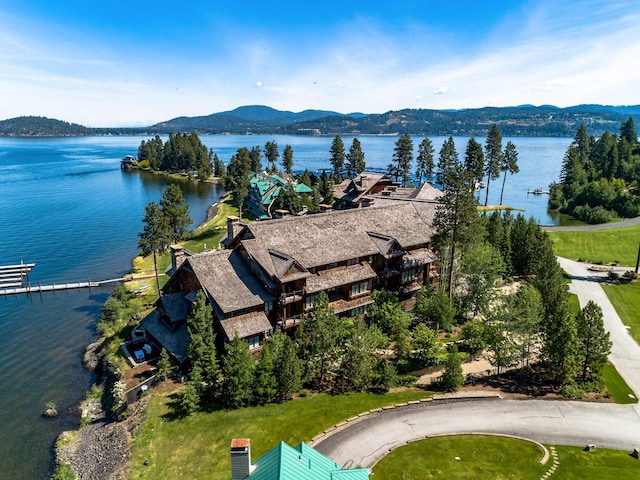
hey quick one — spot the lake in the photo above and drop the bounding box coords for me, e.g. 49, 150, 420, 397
0, 134, 571, 479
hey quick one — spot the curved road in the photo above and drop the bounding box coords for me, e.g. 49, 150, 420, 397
542, 215, 640, 231
315, 257, 640, 468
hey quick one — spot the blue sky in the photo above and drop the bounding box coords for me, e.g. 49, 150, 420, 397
1, 0, 639, 127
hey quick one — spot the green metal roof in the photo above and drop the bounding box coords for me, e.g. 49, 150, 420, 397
249, 441, 369, 480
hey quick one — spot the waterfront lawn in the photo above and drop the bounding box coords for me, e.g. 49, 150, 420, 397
372, 435, 547, 479
602, 363, 638, 404
128, 389, 432, 480
372, 436, 639, 480
603, 281, 640, 345
547, 224, 640, 266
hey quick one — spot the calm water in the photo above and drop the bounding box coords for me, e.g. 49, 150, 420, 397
0, 134, 570, 479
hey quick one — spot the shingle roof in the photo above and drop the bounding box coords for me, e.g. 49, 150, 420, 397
158, 292, 190, 323
186, 249, 274, 316
306, 263, 377, 294
249, 441, 369, 480
140, 310, 188, 363
220, 311, 273, 340
241, 202, 436, 280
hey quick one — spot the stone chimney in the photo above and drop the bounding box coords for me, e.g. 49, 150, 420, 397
170, 245, 186, 274
226, 216, 240, 244
230, 438, 255, 479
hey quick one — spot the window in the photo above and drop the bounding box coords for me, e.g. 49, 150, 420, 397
402, 269, 416, 282
351, 281, 369, 296
264, 300, 274, 312
347, 258, 359, 266
247, 335, 260, 350
305, 293, 320, 309
350, 305, 368, 317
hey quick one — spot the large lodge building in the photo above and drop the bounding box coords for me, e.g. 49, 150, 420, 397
139, 177, 442, 363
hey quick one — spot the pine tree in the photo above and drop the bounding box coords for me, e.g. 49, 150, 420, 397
222, 336, 255, 408
576, 301, 611, 381
264, 141, 279, 173
270, 333, 303, 401
213, 153, 225, 177
282, 144, 294, 174
438, 136, 459, 187
484, 124, 503, 206
329, 135, 346, 176
464, 137, 485, 188
250, 145, 263, 173
296, 292, 345, 382
254, 341, 277, 405
138, 201, 170, 296
499, 141, 519, 206
346, 138, 366, 176
415, 137, 435, 184
156, 348, 173, 380
160, 184, 192, 244
392, 132, 413, 186
225, 147, 252, 218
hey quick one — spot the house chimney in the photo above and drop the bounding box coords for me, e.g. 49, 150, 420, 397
226, 216, 240, 243
230, 438, 254, 479
170, 245, 186, 273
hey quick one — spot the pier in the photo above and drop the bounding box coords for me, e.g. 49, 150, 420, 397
0, 262, 130, 296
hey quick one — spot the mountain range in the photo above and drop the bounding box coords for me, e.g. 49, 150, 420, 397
2, 104, 640, 137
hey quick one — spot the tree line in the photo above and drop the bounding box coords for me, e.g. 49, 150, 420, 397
549, 118, 640, 223
137, 133, 214, 179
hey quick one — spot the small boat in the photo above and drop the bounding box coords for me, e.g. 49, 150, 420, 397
528, 188, 549, 195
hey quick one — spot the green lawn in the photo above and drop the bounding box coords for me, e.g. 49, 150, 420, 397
603, 281, 640, 345
128, 389, 432, 480
602, 362, 638, 404
373, 435, 640, 480
547, 224, 640, 266
373, 435, 547, 479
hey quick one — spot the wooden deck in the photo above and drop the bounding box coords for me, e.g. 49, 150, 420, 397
0, 281, 100, 296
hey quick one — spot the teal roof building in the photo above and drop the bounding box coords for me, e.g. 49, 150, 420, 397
247, 172, 313, 220
230, 438, 369, 480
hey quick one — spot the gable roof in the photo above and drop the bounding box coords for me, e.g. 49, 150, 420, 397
240, 202, 436, 280
185, 249, 274, 317
249, 441, 369, 480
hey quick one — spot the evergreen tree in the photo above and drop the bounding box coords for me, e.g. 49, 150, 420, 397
440, 345, 464, 392
484, 124, 503, 206
576, 301, 611, 381
318, 171, 334, 204
438, 136, 459, 186
222, 336, 255, 408
225, 147, 252, 218
329, 135, 346, 176
297, 292, 346, 382
464, 137, 485, 188
269, 332, 303, 401
156, 348, 173, 380
346, 138, 366, 176
431, 161, 478, 298
391, 132, 413, 186
250, 145, 263, 173
160, 184, 192, 244
254, 341, 278, 405
282, 144, 294, 174
415, 137, 435, 184
274, 183, 303, 214
213, 153, 225, 178
177, 368, 202, 415
499, 141, 519, 206
138, 201, 170, 296
186, 290, 221, 400
264, 140, 279, 173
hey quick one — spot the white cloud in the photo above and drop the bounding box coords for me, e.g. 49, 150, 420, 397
433, 86, 449, 96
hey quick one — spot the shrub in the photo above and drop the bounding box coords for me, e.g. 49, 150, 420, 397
51, 462, 77, 480
560, 383, 585, 399
621, 270, 638, 283
395, 375, 418, 387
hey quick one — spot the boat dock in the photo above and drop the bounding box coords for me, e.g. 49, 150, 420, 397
0, 262, 131, 296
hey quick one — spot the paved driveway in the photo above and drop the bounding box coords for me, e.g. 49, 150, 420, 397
314, 257, 640, 468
